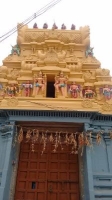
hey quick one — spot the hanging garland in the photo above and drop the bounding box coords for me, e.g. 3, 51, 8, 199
12, 126, 112, 156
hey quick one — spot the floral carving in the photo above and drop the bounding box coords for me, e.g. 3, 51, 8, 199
7, 69, 20, 80
66, 62, 82, 72
83, 71, 95, 80
82, 99, 93, 108
21, 60, 37, 70
96, 68, 110, 76
7, 97, 18, 107
102, 103, 112, 111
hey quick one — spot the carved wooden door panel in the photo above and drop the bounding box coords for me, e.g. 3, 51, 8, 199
47, 143, 79, 200
14, 140, 80, 200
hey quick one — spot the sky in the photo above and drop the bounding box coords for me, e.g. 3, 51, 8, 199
0, 0, 112, 74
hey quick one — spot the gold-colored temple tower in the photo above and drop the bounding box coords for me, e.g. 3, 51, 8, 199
0, 22, 112, 113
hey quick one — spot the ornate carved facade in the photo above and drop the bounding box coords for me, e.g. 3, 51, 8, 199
0, 24, 112, 114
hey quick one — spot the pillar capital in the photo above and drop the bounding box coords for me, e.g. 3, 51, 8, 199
0, 123, 15, 138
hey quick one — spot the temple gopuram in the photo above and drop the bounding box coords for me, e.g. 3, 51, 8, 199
0, 23, 112, 200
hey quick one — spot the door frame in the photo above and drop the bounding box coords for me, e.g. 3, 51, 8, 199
9, 121, 85, 200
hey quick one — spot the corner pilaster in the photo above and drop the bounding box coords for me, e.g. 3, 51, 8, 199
0, 122, 15, 200
83, 123, 94, 200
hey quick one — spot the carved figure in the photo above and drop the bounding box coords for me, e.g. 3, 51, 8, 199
83, 71, 92, 80
71, 24, 76, 30
44, 47, 59, 63
21, 81, 33, 97
67, 61, 82, 72
34, 71, 46, 96
85, 46, 94, 57
100, 85, 111, 100
37, 50, 46, 60
83, 86, 95, 98
52, 23, 58, 30
69, 82, 80, 98
33, 23, 38, 28
57, 50, 66, 61
54, 71, 68, 96
5, 84, 19, 97
43, 23, 48, 29
11, 44, 20, 56
61, 24, 66, 30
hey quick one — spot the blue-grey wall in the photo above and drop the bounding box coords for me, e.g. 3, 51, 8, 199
83, 133, 112, 199
91, 137, 112, 199
0, 122, 15, 200
83, 123, 112, 200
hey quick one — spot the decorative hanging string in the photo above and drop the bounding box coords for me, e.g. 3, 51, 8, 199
12, 126, 110, 156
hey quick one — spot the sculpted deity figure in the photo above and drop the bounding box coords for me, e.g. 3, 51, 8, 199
71, 24, 76, 30
61, 23, 66, 30
34, 71, 46, 96
33, 23, 38, 28
84, 86, 95, 98
11, 44, 20, 56
85, 46, 94, 57
54, 71, 68, 96
52, 23, 58, 30
69, 82, 80, 98
22, 81, 33, 97
5, 84, 19, 97
102, 85, 111, 100
43, 23, 48, 29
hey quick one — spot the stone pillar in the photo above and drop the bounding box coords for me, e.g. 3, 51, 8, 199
0, 122, 15, 200
83, 123, 94, 200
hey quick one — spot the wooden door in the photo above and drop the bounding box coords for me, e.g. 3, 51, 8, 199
14, 138, 80, 200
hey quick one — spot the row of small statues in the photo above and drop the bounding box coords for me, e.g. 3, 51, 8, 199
33, 23, 76, 30
0, 72, 111, 100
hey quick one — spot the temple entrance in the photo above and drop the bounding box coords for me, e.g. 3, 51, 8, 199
46, 82, 55, 98
14, 122, 83, 200
46, 75, 55, 98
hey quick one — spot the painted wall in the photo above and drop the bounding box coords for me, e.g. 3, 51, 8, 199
0, 122, 15, 200
84, 133, 112, 199
83, 123, 112, 200
91, 137, 112, 199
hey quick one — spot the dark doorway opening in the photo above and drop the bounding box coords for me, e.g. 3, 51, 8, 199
46, 81, 55, 98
